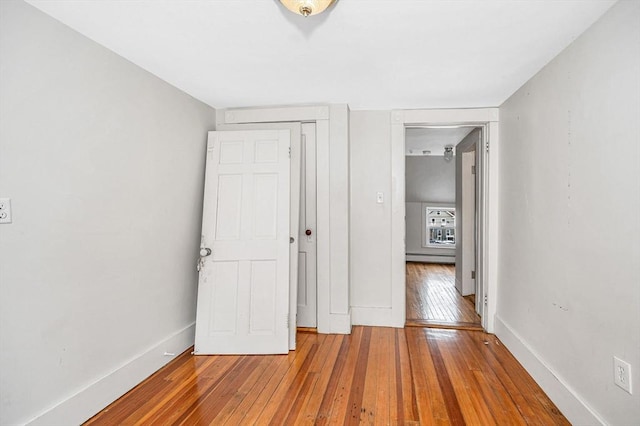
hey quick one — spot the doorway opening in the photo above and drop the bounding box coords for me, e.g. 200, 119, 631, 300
404, 126, 483, 330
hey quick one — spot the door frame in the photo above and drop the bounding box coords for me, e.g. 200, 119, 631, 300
216, 105, 352, 335
391, 108, 499, 332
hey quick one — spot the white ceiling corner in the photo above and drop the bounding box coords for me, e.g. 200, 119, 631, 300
24, 0, 616, 110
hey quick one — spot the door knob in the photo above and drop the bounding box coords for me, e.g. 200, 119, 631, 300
199, 248, 212, 257
305, 229, 312, 236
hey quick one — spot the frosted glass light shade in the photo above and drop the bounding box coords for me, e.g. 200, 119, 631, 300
279, 0, 336, 17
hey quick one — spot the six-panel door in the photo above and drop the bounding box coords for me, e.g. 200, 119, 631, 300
194, 130, 291, 355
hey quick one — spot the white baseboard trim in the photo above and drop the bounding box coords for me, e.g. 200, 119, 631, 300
325, 311, 352, 334
495, 316, 606, 425
27, 323, 196, 426
351, 306, 399, 327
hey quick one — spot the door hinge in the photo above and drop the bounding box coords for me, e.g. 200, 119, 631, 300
471, 270, 476, 279
288, 147, 291, 158
484, 295, 488, 306
485, 140, 490, 153
285, 313, 289, 329
471, 165, 476, 175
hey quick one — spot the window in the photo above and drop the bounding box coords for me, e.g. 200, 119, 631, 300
425, 207, 455, 247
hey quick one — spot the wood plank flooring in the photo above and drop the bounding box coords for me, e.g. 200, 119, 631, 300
85, 327, 568, 425
406, 262, 481, 329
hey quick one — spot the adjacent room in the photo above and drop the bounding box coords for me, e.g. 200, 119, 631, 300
1, 0, 638, 425
404, 126, 482, 329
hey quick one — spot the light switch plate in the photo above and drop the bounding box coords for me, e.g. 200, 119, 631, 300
0, 198, 11, 224
376, 192, 384, 204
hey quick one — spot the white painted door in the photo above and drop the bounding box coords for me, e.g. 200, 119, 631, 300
218, 122, 317, 329
460, 149, 477, 297
194, 130, 291, 355
217, 122, 302, 349
297, 123, 317, 327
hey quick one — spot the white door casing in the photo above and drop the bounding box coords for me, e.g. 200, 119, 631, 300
297, 123, 318, 327
475, 128, 488, 321
194, 129, 291, 354
217, 122, 302, 349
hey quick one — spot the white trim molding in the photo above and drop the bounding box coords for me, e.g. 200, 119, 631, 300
223, 105, 330, 124
27, 323, 196, 426
351, 307, 395, 327
495, 317, 606, 425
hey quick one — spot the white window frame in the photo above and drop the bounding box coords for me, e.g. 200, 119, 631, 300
425, 206, 456, 248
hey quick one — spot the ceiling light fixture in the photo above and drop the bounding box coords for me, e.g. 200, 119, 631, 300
444, 145, 454, 162
279, 0, 337, 17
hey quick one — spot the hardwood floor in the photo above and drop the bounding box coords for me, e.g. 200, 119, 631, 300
406, 262, 481, 329
85, 327, 568, 425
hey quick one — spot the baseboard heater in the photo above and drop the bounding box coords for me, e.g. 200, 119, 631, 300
406, 253, 455, 264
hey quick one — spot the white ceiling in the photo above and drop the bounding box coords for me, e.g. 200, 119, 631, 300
25, 0, 615, 110
405, 127, 475, 156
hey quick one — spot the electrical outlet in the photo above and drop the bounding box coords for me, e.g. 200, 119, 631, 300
614, 356, 632, 394
0, 198, 11, 224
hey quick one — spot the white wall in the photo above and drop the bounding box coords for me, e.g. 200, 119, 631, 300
497, 1, 640, 424
349, 111, 393, 325
405, 155, 456, 204
0, 1, 216, 424
405, 156, 456, 262
405, 156, 455, 203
